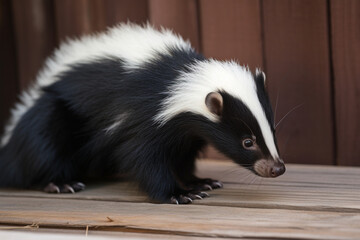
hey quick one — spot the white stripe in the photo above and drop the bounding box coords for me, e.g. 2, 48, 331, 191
154, 60, 279, 159
1, 23, 191, 147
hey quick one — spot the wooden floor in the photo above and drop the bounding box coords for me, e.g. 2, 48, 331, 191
0, 159, 359, 240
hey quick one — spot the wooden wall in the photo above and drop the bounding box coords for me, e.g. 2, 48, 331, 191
0, 0, 359, 166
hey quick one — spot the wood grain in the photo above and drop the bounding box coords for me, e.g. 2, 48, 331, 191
0, 0, 19, 136
149, 0, 200, 50
262, 0, 334, 165
1, 197, 359, 239
94, 0, 148, 28
0, 229, 225, 240
330, 0, 360, 166
0, 160, 360, 239
199, 0, 263, 70
54, 0, 93, 41
55, 0, 148, 42
12, 0, 57, 89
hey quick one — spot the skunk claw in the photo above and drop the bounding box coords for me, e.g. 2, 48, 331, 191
170, 191, 209, 204
44, 182, 86, 194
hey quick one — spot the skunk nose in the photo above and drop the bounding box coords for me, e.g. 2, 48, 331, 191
270, 163, 286, 177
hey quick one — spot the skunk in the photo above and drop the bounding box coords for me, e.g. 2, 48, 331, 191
0, 23, 285, 204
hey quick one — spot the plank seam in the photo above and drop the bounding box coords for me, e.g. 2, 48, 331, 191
195, 0, 203, 53
326, 0, 338, 166
1, 195, 359, 213
259, 0, 267, 72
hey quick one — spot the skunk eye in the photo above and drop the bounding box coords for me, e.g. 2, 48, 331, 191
242, 139, 254, 149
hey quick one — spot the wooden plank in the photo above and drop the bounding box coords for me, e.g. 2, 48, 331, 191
148, 0, 200, 50
55, 0, 148, 42
1, 161, 360, 239
199, 0, 263, 69
0, 196, 359, 239
198, 0, 264, 160
0, 0, 19, 135
262, 0, 334, 165
89, 0, 148, 30
330, 0, 360, 166
12, 0, 57, 89
0, 227, 225, 240
100, 0, 148, 26
1, 161, 360, 213
54, 0, 93, 41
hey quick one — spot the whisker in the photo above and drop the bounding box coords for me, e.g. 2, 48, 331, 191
221, 168, 242, 176
232, 117, 255, 137
222, 168, 246, 175
275, 103, 304, 129
282, 131, 294, 157
224, 168, 255, 183
242, 172, 255, 184
220, 164, 253, 175
221, 168, 240, 176
256, 178, 263, 191
250, 175, 259, 185
246, 175, 257, 185
274, 88, 280, 127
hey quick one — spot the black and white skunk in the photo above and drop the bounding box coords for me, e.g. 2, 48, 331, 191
0, 23, 285, 204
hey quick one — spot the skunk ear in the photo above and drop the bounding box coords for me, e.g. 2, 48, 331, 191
255, 69, 266, 85
205, 92, 223, 116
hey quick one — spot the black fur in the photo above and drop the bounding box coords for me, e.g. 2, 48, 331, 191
0, 47, 275, 202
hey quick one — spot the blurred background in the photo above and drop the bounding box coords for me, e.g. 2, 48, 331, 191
0, 0, 359, 166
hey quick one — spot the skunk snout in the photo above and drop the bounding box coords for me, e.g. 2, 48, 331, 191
270, 162, 286, 177
253, 159, 286, 178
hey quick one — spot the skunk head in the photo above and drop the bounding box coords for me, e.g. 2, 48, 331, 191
205, 86, 285, 178
156, 60, 285, 178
